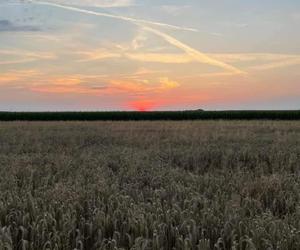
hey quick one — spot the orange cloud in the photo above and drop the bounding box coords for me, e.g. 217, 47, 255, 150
74, 47, 195, 64
75, 50, 121, 62
27, 73, 180, 97
159, 77, 180, 89
53, 77, 82, 85
110, 77, 180, 93
125, 53, 193, 64
0, 70, 40, 84
30, 85, 96, 94
0, 74, 20, 83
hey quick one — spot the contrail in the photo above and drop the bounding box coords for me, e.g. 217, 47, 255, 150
29, 0, 198, 32
143, 27, 245, 74
29, 0, 245, 74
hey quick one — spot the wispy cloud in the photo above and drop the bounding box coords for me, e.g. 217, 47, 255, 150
31, 84, 108, 94
178, 71, 241, 80
109, 77, 180, 93
207, 53, 300, 71
249, 57, 300, 71
30, 1, 198, 32
30, 1, 244, 74
208, 53, 300, 63
0, 70, 40, 85
212, 53, 300, 71
0, 58, 38, 65
0, 19, 40, 32
125, 52, 193, 64
143, 27, 245, 74
0, 49, 56, 65
0, 68, 178, 95
75, 50, 121, 62
28, 74, 109, 94
73, 46, 194, 64
23, 71, 180, 95
159, 77, 180, 89
131, 29, 148, 50
75, 50, 300, 70
0, 73, 21, 83
35, 0, 135, 8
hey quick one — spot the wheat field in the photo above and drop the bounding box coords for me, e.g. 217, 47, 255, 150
0, 121, 300, 250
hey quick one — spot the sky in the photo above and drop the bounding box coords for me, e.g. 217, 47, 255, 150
0, 0, 299, 111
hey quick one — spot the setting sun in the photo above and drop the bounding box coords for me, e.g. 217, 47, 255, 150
128, 99, 159, 112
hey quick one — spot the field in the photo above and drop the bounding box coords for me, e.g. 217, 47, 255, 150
0, 121, 300, 250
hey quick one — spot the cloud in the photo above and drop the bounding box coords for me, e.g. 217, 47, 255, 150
0, 71, 111, 94
31, 84, 108, 94
175, 53, 300, 77
131, 29, 148, 50
30, 1, 198, 32
133, 68, 167, 76
178, 71, 243, 80
249, 57, 300, 71
110, 76, 180, 93
143, 26, 245, 74
32, 1, 245, 74
125, 52, 193, 64
159, 77, 180, 89
0, 74, 21, 83
28, 74, 109, 94
205, 53, 300, 71
34, 0, 135, 8
27, 72, 180, 96
74, 47, 194, 64
76, 49, 300, 69
0, 70, 40, 85
119, 68, 169, 80
0, 49, 56, 65
75, 50, 121, 62
0, 58, 38, 65
0, 19, 40, 32
51, 77, 82, 85
208, 53, 300, 63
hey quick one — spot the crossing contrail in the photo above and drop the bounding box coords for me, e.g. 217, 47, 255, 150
144, 26, 245, 74
29, 0, 198, 32
29, 0, 245, 74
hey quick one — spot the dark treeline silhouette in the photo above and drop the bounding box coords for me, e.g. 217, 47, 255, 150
0, 110, 300, 121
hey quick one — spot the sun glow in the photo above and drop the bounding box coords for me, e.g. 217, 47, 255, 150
128, 100, 159, 111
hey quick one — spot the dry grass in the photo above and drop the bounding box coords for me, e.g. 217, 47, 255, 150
0, 121, 300, 250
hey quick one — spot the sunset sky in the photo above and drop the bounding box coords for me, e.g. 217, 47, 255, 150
0, 0, 300, 111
